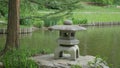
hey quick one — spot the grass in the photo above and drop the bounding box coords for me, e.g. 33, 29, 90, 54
71, 3, 120, 23
72, 12, 120, 23
76, 2, 120, 12
37, 3, 120, 24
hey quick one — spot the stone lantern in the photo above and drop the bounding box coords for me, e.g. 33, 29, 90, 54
49, 20, 86, 60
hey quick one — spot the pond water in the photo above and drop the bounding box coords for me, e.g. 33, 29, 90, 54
0, 26, 120, 68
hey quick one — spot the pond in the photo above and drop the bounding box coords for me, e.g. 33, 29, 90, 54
0, 26, 120, 68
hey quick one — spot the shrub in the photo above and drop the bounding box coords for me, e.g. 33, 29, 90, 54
20, 19, 33, 26
33, 21, 44, 28
114, 0, 120, 5
33, 19, 44, 28
90, 0, 114, 5
88, 55, 109, 68
1, 49, 38, 68
45, 0, 61, 9
72, 17, 88, 24
43, 16, 61, 27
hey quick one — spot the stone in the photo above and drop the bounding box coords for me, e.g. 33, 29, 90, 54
0, 62, 4, 68
64, 20, 73, 25
49, 25, 86, 31
54, 45, 79, 60
30, 54, 109, 68
57, 39, 79, 45
117, 6, 120, 8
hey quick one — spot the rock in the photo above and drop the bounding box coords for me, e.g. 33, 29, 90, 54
30, 54, 109, 68
0, 62, 4, 68
117, 6, 120, 8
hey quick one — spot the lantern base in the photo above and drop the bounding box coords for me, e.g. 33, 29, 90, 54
54, 45, 79, 60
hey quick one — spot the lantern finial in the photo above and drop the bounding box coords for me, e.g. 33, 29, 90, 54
64, 20, 73, 25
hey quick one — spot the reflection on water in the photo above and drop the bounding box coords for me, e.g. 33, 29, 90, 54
0, 34, 6, 50
0, 26, 120, 68
19, 33, 32, 39
77, 26, 120, 68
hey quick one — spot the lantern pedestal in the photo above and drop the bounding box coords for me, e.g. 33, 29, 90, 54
54, 45, 79, 60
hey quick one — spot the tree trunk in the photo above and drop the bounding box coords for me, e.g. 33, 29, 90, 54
3, 0, 20, 52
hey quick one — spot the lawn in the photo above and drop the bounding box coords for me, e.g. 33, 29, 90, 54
72, 4, 120, 23
37, 3, 120, 24
72, 12, 120, 23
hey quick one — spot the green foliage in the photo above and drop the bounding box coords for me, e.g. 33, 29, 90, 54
0, 0, 8, 18
1, 49, 38, 68
20, 19, 33, 26
114, 0, 120, 5
71, 65, 82, 68
20, 0, 38, 17
33, 19, 44, 28
0, 0, 81, 27
0, 0, 39, 20
90, 0, 114, 5
29, 0, 80, 10
43, 16, 62, 27
72, 17, 88, 24
88, 56, 109, 68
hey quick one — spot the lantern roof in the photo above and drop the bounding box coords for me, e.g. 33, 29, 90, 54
49, 25, 86, 31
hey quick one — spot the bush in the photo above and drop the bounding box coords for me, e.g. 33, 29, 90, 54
114, 0, 120, 5
45, 0, 61, 9
1, 50, 38, 68
88, 55, 109, 68
33, 21, 44, 28
20, 19, 33, 26
43, 16, 61, 27
72, 17, 88, 24
33, 19, 44, 28
90, 0, 114, 5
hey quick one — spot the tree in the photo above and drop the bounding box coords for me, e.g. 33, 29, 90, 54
0, 0, 20, 55
0, 0, 81, 21
23, 0, 81, 27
